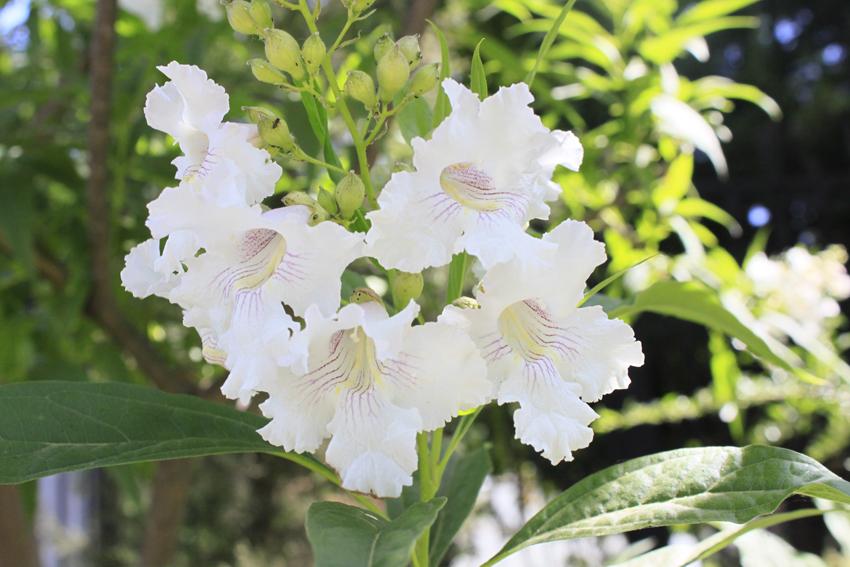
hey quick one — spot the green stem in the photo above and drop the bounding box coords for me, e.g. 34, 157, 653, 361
292, 147, 347, 173
297, 0, 377, 208
437, 407, 483, 476
525, 0, 577, 88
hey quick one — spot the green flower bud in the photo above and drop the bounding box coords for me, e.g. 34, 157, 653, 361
391, 271, 424, 307
248, 0, 273, 30
396, 35, 422, 68
350, 287, 383, 306
377, 46, 410, 102
335, 171, 366, 220
316, 188, 339, 215
409, 63, 439, 96
302, 33, 326, 76
309, 206, 330, 225
452, 297, 481, 310
245, 106, 294, 151
225, 0, 257, 35
342, 0, 376, 15
373, 34, 394, 64
282, 191, 316, 208
344, 70, 377, 110
263, 29, 305, 81
248, 59, 287, 85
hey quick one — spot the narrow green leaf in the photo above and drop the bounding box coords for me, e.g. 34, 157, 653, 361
306, 498, 446, 567
301, 92, 344, 183
677, 0, 760, 25
578, 255, 656, 307
525, 0, 577, 87
470, 39, 488, 99
638, 17, 758, 64
446, 252, 469, 303
430, 447, 492, 566
610, 281, 791, 371
0, 381, 333, 484
428, 20, 451, 129
485, 446, 850, 565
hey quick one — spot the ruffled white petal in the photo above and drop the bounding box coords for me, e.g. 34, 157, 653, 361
155, 61, 228, 134
325, 390, 421, 497
390, 320, 492, 430
120, 239, 176, 298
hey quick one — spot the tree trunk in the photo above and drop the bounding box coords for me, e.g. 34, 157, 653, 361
0, 485, 40, 567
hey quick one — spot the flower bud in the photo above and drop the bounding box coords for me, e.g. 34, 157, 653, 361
335, 171, 366, 219
373, 34, 394, 63
248, 59, 287, 85
342, 0, 375, 15
302, 33, 326, 76
282, 191, 316, 208
264, 29, 305, 81
225, 0, 257, 35
350, 287, 383, 306
409, 63, 438, 96
391, 271, 424, 307
248, 0, 273, 30
396, 35, 422, 68
452, 297, 481, 310
344, 70, 377, 110
377, 46, 410, 102
309, 207, 330, 225
316, 188, 339, 215
245, 106, 295, 151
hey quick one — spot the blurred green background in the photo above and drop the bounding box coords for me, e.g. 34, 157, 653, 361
1, 0, 849, 565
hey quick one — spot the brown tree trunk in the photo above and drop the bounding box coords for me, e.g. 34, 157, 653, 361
140, 460, 197, 567
0, 485, 40, 567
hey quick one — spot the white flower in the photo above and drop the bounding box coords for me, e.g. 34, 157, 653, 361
152, 192, 365, 401
651, 94, 728, 177
442, 221, 644, 464
365, 79, 583, 272
144, 62, 281, 207
257, 299, 492, 497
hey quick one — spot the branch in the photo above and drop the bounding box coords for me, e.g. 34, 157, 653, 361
140, 459, 197, 567
0, 486, 40, 567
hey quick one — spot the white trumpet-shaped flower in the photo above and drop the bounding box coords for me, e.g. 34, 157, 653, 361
442, 221, 644, 464
365, 79, 583, 272
258, 298, 492, 497
144, 61, 282, 207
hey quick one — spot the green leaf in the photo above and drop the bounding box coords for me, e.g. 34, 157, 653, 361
446, 252, 469, 303
428, 20, 451, 129
578, 255, 656, 307
485, 446, 850, 565
610, 281, 790, 371
0, 381, 333, 484
677, 0, 759, 25
638, 17, 758, 64
525, 0, 577, 87
470, 39, 488, 99
301, 92, 344, 183
652, 153, 693, 209
430, 447, 492, 566
396, 97, 433, 143
306, 498, 446, 567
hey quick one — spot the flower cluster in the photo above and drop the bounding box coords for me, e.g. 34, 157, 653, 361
123, 62, 643, 497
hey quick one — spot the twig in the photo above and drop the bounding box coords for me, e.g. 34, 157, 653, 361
0, 486, 39, 567
140, 459, 197, 567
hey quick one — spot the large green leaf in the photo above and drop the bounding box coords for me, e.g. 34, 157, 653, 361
0, 381, 331, 484
485, 446, 850, 565
610, 281, 790, 370
430, 447, 492, 566
306, 498, 446, 567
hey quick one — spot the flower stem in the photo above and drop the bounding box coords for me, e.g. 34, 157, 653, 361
297, 0, 377, 208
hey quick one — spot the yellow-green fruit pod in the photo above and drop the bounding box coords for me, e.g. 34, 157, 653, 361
344, 70, 377, 110
282, 191, 316, 208
248, 59, 287, 85
373, 34, 394, 64
309, 206, 330, 226
258, 114, 295, 151
350, 287, 383, 305
409, 63, 439, 96
335, 171, 366, 220
302, 33, 326, 76
225, 0, 257, 35
391, 271, 424, 307
377, 46, 410, 103
248, 0, 273, 30
316, 188, 339, 215
264, 29, 305, 81
396, 35, 422, 68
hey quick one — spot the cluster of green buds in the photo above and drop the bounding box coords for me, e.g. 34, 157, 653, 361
344, 33, 438, 112
224, 0, 272, 36
280, 171, 366, 226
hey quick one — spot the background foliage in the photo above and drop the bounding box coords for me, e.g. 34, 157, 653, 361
1, 0, 849, 565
